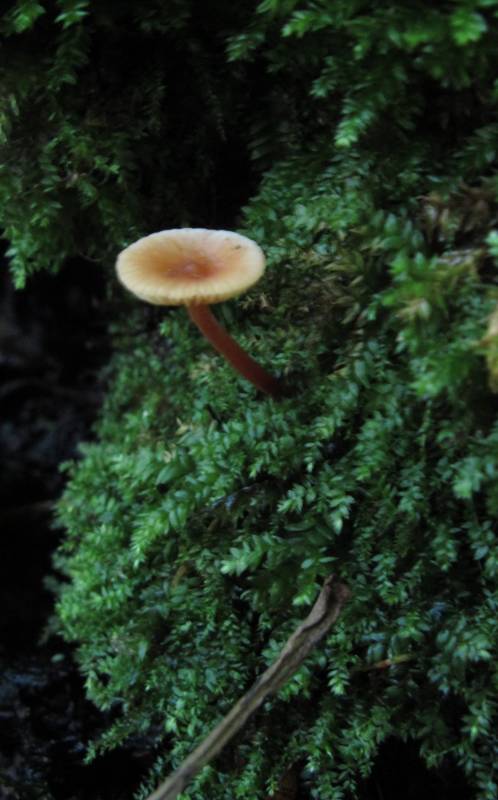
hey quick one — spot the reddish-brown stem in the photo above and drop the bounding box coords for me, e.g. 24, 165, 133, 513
187, 303, 281, 397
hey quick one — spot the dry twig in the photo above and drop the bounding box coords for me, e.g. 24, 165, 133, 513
146, 575, 350, 800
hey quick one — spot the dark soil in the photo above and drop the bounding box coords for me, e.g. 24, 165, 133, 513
0, 258, 153, 800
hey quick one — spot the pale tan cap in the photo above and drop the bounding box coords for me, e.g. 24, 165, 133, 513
116, 228, 265, 306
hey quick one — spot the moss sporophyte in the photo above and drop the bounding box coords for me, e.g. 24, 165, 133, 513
116, 228, 281, 397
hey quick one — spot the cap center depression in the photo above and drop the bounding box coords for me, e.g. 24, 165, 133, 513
166, 257, 219, 281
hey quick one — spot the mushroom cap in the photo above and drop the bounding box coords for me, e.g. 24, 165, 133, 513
116, 228, 265, 306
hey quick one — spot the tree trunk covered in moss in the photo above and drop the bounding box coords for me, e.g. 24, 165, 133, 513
2, 2, 498, 799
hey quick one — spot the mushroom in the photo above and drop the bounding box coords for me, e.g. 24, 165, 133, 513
116, 228, 280, 397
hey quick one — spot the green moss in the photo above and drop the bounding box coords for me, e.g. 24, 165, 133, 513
55, 150, 498, 796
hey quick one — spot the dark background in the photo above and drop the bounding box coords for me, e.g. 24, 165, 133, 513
0, 256, 155, 799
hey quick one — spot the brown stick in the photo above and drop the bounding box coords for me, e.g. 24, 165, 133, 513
146, 576, 350, 800
187, 303, 281, 397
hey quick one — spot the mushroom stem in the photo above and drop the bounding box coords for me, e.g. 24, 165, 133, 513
187, 304, 281, 397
